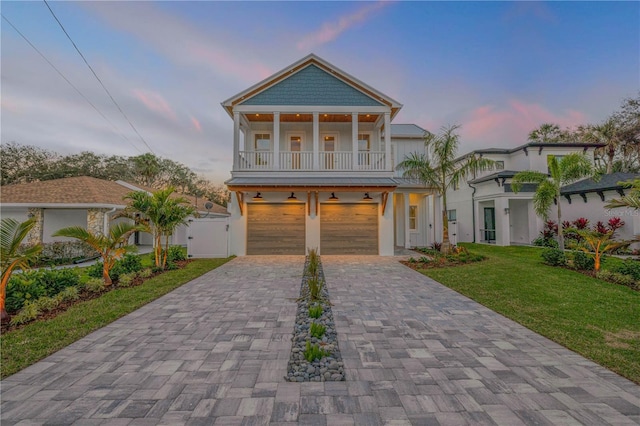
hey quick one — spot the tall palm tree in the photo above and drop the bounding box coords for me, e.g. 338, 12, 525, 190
605, 179, 640, 210
122, 188, 195, 268
397, 124, 496, 252
511, 153, 594, 250
1, 218, 42, 321
53, 223, 140, 285
528, 123, 567, 144
577, 119, 622, 174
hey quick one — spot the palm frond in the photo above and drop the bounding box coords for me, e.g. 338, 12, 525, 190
510, 171, 547, 193
532, 180, 557, 218
559, 153, 594, 184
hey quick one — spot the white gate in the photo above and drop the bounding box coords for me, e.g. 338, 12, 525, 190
187, 217, 229, 258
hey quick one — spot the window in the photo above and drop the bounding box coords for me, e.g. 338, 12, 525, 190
495, 161, 504, 170
254, 133, 270, 151
447, 209, 457, 222
409, 205, 417, 230
358, 133, 371, 166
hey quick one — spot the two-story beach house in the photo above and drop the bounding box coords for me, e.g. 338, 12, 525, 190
222, 54, 435, 255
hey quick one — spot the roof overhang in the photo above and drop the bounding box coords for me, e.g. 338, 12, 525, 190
226, 176, 397, 193
221, 54, 403, 120
0, 203, 126, 209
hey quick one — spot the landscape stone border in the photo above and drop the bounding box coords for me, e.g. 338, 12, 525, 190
285, 256, 345, 382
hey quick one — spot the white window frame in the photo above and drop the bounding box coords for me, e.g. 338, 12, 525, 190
447, 209, 457, 222
253, 131, 272, 152
358, 132, 372, 152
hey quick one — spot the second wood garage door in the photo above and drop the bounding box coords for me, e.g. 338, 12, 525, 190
320, 203, 378, 255
247, 203, 305, 255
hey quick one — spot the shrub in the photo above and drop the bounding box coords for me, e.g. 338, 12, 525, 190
138, 268, 153, 279
572, 251, 595, 271
532, 236, 558, 248
307, 276, 324, 301
83, 278, 106, 293
611, 259, 640, 281
164, 261, 179, 271
309, 304, 322, 319
541, 248, 566, 266
418, 256, 430, 264
57, 286, 79, 302
118, 272, 136, 287
10, 302, 41, 326
596, 270, 637, 289
33, 296, 60, 312
166, 246, 187, 262
573, 218, 589, 230
118, 254, 143, 274
307, 248, 319, 277
304, 341, 329, 362
407, 257, 417, 264
5, 275, 47, 313
431, 242, 442, 252
36, 241, 97, 265
310, 322, 326, 339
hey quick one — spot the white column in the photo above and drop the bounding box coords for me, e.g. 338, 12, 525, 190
233, 112, 240, 170
352, 112, 359, 170
496, 197, 511, 246
404, 193, 411, 249
384, 112, 391, 170
273, 112, 280, 170
313, 112, 319, 170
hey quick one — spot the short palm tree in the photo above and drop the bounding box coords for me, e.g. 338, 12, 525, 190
511, 153, 594, 250
605, 179, 640, 210
122, 188, 195, 268
397, 124, 495, 252
53, 223, 140, 285
1, 218, 42, 321
576, 230, 633, 272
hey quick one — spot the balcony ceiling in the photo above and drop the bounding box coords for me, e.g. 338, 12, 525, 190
246, 113, 379, 123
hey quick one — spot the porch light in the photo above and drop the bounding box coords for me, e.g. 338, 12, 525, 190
288, 192, 297, 200
253, 192, 263, 200
363, 193, 372, 200
329, 192, 339, 200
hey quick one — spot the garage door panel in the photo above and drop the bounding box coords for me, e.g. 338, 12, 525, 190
321, 204, 378, 255
247, 204, 305, 255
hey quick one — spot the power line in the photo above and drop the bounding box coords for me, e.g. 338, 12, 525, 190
1, 14, 143, 154
42, 0, 155, 154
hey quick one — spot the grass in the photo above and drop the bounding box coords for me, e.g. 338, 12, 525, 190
419, 244, 640, 384
1, 257, 232, 378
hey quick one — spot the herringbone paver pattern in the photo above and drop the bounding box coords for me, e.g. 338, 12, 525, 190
2, 255, 639, 425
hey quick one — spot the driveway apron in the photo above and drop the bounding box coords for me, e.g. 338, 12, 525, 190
1, 255, 639, 425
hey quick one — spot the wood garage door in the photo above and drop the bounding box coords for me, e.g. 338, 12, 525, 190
320, 203, 378, 255
247, 203, 305, 255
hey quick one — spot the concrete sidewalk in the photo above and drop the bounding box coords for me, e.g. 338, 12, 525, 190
1, 255, 639, 425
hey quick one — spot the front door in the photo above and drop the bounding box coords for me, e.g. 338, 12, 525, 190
290, 135, 301, 169
483, 207, 496, 242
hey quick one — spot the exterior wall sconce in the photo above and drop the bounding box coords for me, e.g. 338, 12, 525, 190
504, 208, 510, 214
329, 192, 339, 200
363, 192, 372, 200
253, 192, 262, 200
288, 192, 297, 200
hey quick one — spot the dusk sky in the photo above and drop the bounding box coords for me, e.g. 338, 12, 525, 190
1, 1, 638, 184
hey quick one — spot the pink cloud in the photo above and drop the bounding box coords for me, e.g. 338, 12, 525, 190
133, 89, 176, 120
462, 100, 587, 147
297, 1, 391, 51
191, 116, 202, 133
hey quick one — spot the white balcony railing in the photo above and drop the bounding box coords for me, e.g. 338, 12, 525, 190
237, 151, 387, 171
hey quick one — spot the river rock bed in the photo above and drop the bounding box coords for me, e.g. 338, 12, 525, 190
285, 257, 345, 382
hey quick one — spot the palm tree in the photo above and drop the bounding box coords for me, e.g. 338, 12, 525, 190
605, 179, 640, 210
122, 188, 195, 268
1, 218, 42, 321
511, 153, 594, 250
576, 230, 633, 272
53, 223, 140, 285
397, 124, 496, 252
529, 123, 568, 144
132, 153, 161, 187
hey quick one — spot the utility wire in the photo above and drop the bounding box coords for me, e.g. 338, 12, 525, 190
43, 0, 155, 154
1, 14, 143, 154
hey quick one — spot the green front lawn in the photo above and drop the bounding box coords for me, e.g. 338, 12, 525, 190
419, 244, 640, 384
1, 257, 232, 378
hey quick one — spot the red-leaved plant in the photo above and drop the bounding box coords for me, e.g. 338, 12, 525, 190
573, 217, 589, 230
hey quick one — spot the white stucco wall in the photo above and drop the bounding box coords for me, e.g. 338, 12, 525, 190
1, 207, 29, 223
42, 209, 87, 243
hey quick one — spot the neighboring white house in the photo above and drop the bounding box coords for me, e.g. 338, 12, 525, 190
445, 143, 640, 246
222, 54, 439, 256
0, 176, 228, 247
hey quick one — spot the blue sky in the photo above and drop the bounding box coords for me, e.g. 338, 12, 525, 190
2, 1, 638, 184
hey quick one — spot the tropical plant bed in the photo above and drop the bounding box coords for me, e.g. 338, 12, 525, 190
1, 257, 232, 378
401, 247, 486, 270
0, 260, 191, 334
286, 254, 345, 382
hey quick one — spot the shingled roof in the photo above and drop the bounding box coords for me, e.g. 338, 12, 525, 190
1, 176, 228, 215
561, 172, 640, 195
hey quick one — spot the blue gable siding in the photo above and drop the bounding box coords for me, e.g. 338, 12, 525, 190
240, 65, 384, 107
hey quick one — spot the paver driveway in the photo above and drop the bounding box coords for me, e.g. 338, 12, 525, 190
2, 256, 639, 425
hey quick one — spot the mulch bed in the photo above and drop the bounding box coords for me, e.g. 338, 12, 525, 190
1, 260, 192, 334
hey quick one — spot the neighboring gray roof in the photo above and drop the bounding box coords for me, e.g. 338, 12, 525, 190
468, 170, 519, 185
390, 124, 427, 138
455, 141, 605, 162
226, 177, 397, 187
561, 172, 639, 195
239, 65, 384, 107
